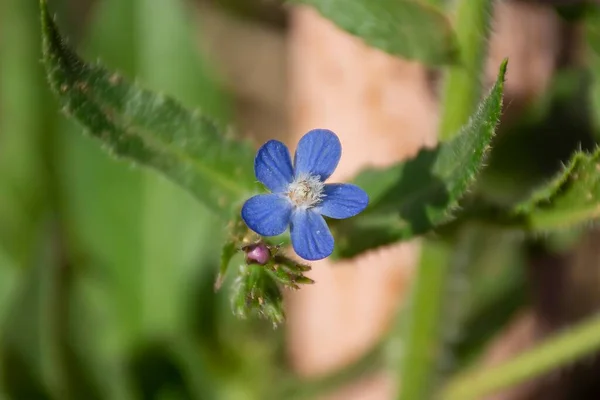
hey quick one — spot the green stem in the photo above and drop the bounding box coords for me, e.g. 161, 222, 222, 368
439, 0, 495, 140
397, 240, 451, 400
441, 314, 600, 400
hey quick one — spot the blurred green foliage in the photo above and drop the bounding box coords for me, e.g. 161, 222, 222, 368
2, 0, 600, 399
1, 0, 285, 399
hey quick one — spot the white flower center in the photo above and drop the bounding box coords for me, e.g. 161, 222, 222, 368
286, 174, 325, 209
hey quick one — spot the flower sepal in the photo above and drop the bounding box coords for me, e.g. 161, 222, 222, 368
230, 248, 315, 327
217, 218, 314, 326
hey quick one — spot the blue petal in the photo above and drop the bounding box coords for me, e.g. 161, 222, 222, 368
315, 184, 369, 219
242, 194, 292, 236
255, 140, 294, 193
290, 209, 334, 260
294, 129, 341, 181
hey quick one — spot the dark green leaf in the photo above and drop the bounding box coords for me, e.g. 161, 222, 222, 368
514, 147, 600, 231
333, 60, 508, 258
291, 0, 457, 66
40, 0, 255, 217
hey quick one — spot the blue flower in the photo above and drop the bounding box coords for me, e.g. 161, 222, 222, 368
241, 129, 369, 261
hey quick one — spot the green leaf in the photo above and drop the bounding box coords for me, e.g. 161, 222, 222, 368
333, 59, 508, 258
40, 0, 256, 217
514, 147, 600, 231
291, 0, 457, 66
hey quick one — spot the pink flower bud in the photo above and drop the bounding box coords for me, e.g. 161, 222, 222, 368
243, 242, 271, 265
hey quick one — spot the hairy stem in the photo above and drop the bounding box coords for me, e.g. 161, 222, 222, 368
397, 240, 451, 400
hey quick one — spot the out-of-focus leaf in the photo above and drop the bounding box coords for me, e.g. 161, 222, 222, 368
0, 0, 59, 397
440, 225, 526, 372
0, 229, 58, 400
291, 0, 457, 66
0, 0, 53, 265
53, 0, 237, 398
587, 6, 600, 138
441, 314, 600, 400
397, 223, 526, 400
40, 0, 255, 217
476, 68, 596, 206
438, 0, 495, 140
333, 60, 508, 258
0, 248, 19, 398
514, 147, 600, 231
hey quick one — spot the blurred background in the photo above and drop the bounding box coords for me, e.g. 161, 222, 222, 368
1, 0, 600, 399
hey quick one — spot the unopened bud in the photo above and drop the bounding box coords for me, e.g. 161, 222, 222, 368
243, 242, 271, 265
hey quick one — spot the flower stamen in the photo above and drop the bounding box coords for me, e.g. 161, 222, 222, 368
287, 174, 325, 209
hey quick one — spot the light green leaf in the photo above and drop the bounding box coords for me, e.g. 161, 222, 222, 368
514, 147, 600, 231
291, 0, 457, 66
332, 60, 508, 258
40, 0, 255, 217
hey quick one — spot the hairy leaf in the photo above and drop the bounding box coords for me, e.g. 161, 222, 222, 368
333, 60, 508, 258
40, 0, 255, 217
292, 0, 457, 66
514, 147, 600, 231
